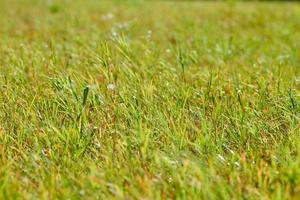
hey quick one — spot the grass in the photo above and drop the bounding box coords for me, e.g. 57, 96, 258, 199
0, 0, 300, 199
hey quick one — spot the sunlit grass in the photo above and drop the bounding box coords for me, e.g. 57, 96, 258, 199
0, 0, 300, 199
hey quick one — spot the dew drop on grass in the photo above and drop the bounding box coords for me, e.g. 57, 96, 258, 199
107, 83, 115, 91
146, 30, 152, 40
79, 189, 85, 196
94, 143, 101, 149
101, 13, 114, 21
217, 154, 226, 163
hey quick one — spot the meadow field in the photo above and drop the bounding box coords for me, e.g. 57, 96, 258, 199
0, 0, 300, 199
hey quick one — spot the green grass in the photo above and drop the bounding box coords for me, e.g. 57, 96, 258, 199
1, 0, 300, 199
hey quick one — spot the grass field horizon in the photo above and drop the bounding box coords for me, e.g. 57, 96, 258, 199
0, 0, 300, 199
